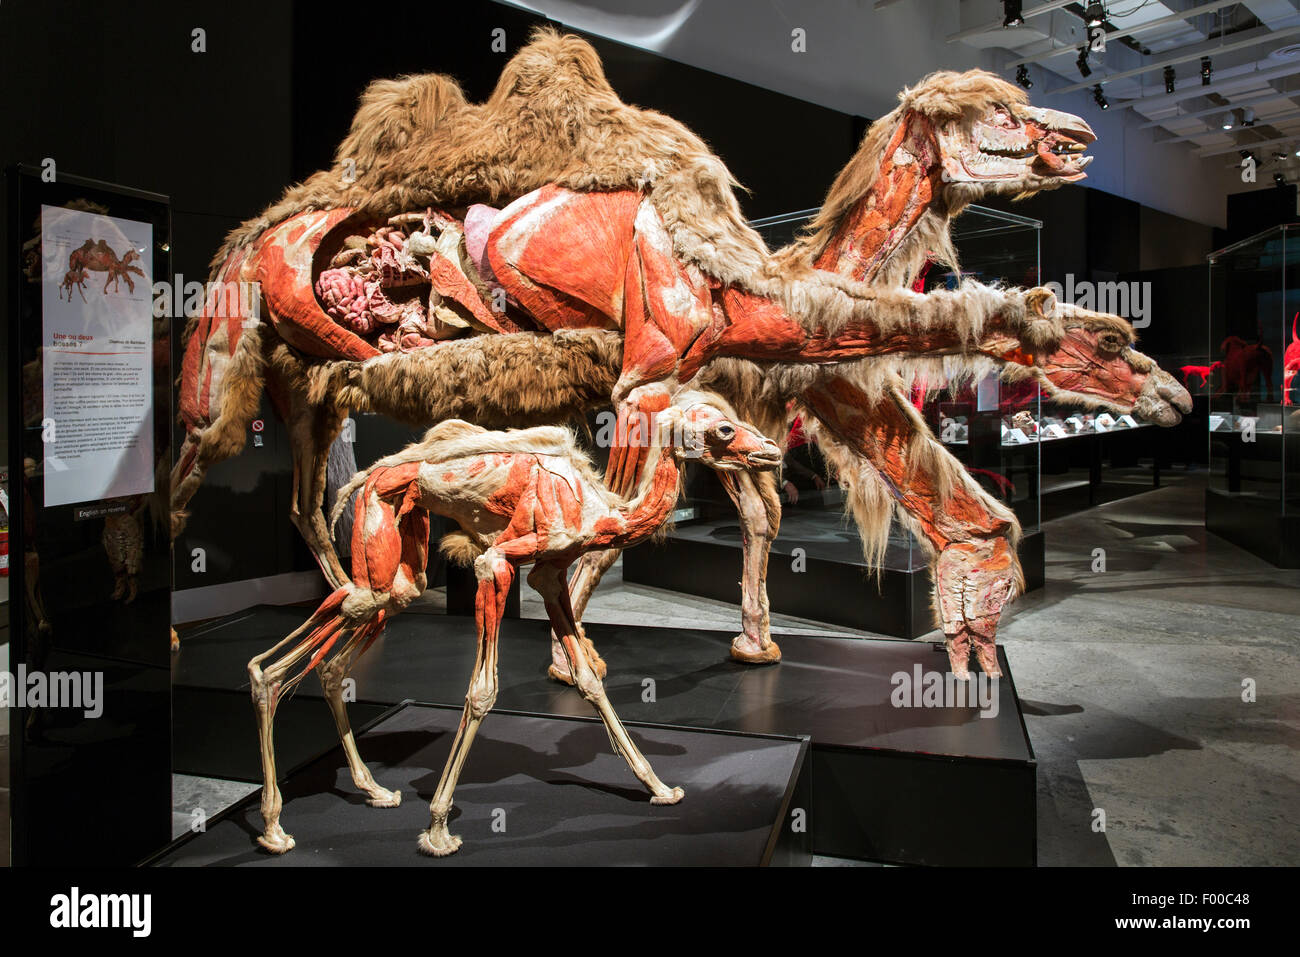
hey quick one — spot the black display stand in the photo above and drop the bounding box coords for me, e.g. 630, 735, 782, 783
175, 609, 1036, 865
153, 701, 811, 867
4, 167, 173, 866
1206, 485, 1300, 568
622, 516, 1045, 638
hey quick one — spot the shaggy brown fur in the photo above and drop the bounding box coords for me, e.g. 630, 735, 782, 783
331, 328, 625, 429
215, 28, 759, 282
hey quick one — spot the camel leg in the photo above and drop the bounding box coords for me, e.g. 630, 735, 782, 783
531, 562, 683, 805
802, 377, 1021, 680
282, 382, 350, 589
247, 594, 353, 854
318, 629, 402, 809
418, 549, 512, 857
717, 469, 782, 664
547, 548, 616, 685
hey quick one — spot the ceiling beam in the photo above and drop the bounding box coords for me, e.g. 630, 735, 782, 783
1199, 131, 1300, 156
1138, 86, 1300, 127
1118, 58, 1300, 110
1049, 26, 1300, 96
1154, 109, 1300, 144
1006, 0, 1237, 68
946, 0, 1077, 44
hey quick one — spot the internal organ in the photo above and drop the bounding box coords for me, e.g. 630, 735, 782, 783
314, 210, 520, 353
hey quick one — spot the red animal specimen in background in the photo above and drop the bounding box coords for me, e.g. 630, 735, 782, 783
1180, 363, 1221, 390
1283, 313, 1300, 406
1219, 335, 1274, 401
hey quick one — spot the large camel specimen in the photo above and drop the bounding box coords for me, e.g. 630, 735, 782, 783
174, 30, 1190, 679
247, 390, 780, 856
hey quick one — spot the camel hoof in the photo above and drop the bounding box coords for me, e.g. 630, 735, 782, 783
257, 830, 296, 854
547, 663, 577, 686
730, 635, 782, 665
651, 786, 685, 806
417, 827, 462, 857
366, 787, 402, 809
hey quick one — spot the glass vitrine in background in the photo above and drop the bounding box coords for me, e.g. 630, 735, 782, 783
756, 205, 1046, 543
1206, 224, 1300, 566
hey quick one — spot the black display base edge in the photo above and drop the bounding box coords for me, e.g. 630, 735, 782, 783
1206, 487, 1300, 568
623, 528, 1045, 638
151, 701, 812, 867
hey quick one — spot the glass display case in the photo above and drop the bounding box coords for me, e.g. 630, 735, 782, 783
753, 205, 1044, 545
1206, 224, 1300, 566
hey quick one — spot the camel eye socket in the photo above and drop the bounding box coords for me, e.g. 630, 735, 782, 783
1098, 332, 1126, 354
714, 423, 735, 441
991, 106, 1016, 128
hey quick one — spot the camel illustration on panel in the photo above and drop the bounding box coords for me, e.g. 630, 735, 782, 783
247, 390, 780, 855
58, 266, 88, 302
68, 238, 146, 295
174, 30, 1190, 678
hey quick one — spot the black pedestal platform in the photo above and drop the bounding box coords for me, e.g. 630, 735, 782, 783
1206, 487, 1300, 567
622, 513, 1045, 638
155, 702, 810, 867
175, 608, 1036, 865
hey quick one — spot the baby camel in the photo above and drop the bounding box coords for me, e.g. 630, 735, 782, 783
246, 387, 781, 856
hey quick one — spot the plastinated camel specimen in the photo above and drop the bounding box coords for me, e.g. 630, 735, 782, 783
247, 390, 780, 855
175, 30, 1190, 679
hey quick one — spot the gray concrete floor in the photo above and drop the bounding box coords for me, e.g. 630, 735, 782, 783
7, 480, 1294, 865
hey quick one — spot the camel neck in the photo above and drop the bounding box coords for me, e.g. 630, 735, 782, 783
616, 432, 681, 543
814, 114, 942, 284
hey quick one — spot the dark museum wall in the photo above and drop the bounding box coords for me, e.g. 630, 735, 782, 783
0, 1, 304, 598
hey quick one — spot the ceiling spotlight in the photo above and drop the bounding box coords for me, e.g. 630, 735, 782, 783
1295, 147, 1300, 157
1273, 151, 1288, 162
1163, 66, 1176, 95
1003, 0, 1024, 28
1201, 57, 1213, 86
1243, 107, 1257, 127
1093, 85, 1109, 110
1275, 173, 1287, 187
1077, 47, 1092, 78
1016, 64, 1033, 89
1222, 112, 1235, 131
1084, 1, 1107, 27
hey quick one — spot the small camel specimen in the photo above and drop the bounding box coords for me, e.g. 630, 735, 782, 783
58, 267, 88, 302
246, 389, 780, 856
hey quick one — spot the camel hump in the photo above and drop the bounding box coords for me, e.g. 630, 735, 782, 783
336, 71, 468, 172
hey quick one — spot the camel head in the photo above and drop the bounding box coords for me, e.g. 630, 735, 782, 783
1013, 299, 1192, 426
794, 70, 1095, 284
901, 70, 1095, 198
668, 391, 782, 471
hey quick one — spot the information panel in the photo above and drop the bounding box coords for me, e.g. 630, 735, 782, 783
39, 204, 155, 506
